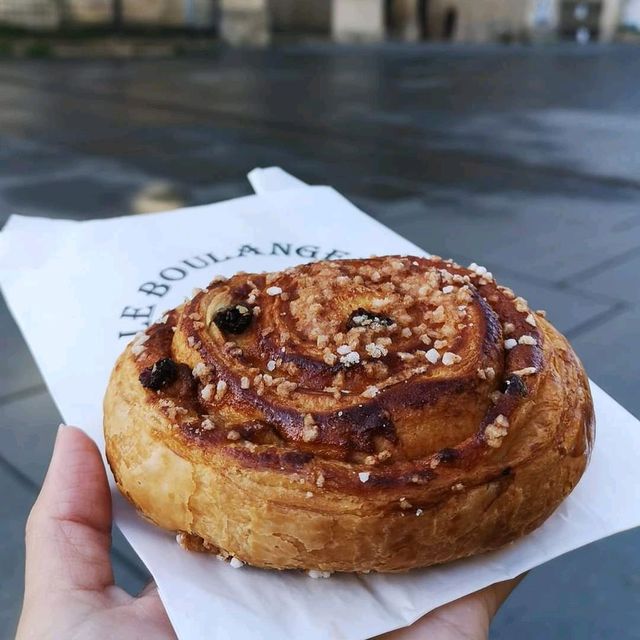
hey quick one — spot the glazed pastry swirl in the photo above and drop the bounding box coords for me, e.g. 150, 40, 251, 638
152, 257, 542, 471
105, 255, 594, 572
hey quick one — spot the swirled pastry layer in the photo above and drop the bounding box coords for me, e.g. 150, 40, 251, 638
104, 255, 594, 572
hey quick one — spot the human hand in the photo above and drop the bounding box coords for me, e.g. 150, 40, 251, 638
377, 576, 522, 639
16, 425, 521, 640
16, 425, 176, 640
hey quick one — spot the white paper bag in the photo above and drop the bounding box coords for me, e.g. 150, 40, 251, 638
1, 168, 639, 640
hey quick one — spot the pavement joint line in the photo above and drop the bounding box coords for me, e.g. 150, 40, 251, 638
554, 284, 632, 309
2, 71, 640, 194
556, 245, 640, 288
451, 255, 628, 307
0, 450, 41, 495
0, 160, 155, 188
0, 451, 150, 582
432, 253, 632, 333
564, 301, 629, 341
478, 261, 632, 308
0, 383, 47, 408
454, 255, 566, 289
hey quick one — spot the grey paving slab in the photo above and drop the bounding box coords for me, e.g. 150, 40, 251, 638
3, 174, 148, 220
344, 205, 618, 336
572, 247, 640, 303
0, 68, 195, 140
10, 48, 638, 188
58, 49, 640, 188
192, 180, 253, 205
0, 135, 83, 181
5, 53, 640, 204
570, 306, 640, 419
0, 294, 43, 400
0, 390, 61, 487
0, 465, 31, 639
0, 136, 167, 225
351, 190, 640, 283
442, 108, 640, 186
111, 531, 151, 595
0, 83, 46, 136
356, 176, 423, 202
493, 528, 640, 640
336, 209, 618, 336
459, 263, 615, 338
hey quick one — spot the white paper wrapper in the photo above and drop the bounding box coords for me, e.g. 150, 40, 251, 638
1, 168, 639, 640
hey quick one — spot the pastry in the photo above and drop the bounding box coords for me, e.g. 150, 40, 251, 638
104, 255, 594, 573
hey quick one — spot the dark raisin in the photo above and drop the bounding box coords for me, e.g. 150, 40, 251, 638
213, 305, 252, 334
346, 308, 394, 330
139, 358, 178, 390
438, 447, 460, 463
503, 374, 528, 397
501, 466, 512, 477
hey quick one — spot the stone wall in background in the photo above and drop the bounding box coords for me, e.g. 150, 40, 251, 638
270, 0, 329, 33
0, 0, 216, 29
332, 0, 385, 42
386, 0, 422, 40
219, 0, 269, 45
0, 0, 633, 43
428, 0, 529, 41
600, 0, 625, 40
69, 0, 215, 27
0, 0, 59, 29
125, 0, 214, 28
66, 0, 109, 24
427, 0, 624, 43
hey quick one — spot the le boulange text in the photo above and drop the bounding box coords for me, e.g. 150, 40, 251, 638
118, 241, 350, 339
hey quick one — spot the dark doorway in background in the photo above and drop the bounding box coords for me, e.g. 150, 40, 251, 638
384, 0, 396, 35
559, 1, 602, 41
443, 7, 457, 40
418, 0, 430, 38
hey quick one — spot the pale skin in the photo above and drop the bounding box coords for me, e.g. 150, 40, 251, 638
16, 426, 522, 640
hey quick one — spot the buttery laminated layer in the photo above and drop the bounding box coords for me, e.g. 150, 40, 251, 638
133, 256, 546, 475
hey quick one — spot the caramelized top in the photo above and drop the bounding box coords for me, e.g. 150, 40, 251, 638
132, 256, 544, 487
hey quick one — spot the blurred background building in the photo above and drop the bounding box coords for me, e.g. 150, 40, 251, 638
0, 0, 215, 31
1, 0, 640, 45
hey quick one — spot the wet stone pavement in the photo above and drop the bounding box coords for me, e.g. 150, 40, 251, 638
1, 43, 639, 639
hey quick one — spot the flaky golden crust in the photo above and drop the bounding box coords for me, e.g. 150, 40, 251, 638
104, 256, 594, 572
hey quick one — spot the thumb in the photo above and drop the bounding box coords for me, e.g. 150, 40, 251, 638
378, 575, 525, 639
24, 424, 114, 598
